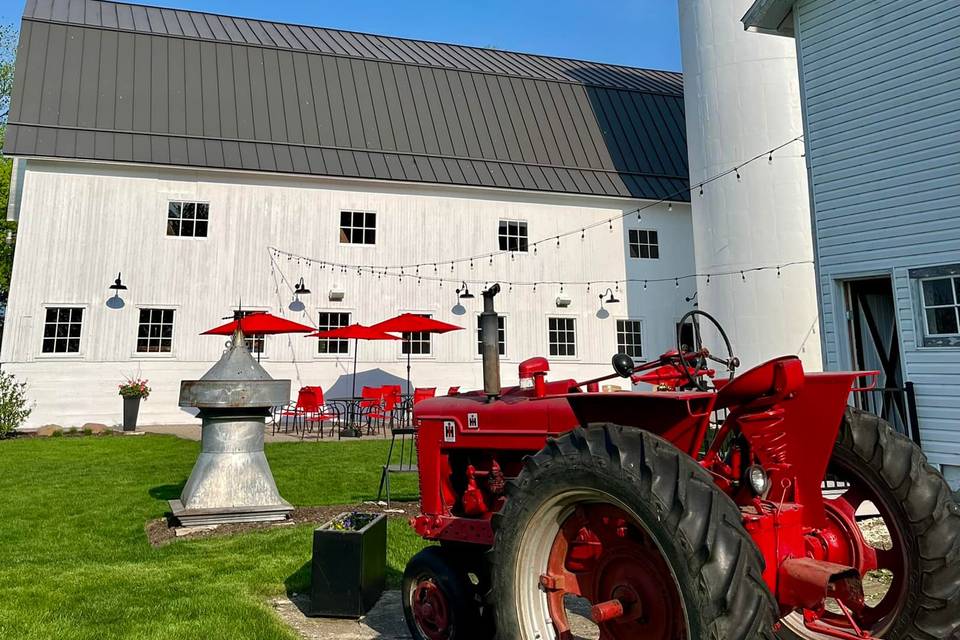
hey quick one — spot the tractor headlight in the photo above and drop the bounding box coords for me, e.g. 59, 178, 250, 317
745, 465, 769, 496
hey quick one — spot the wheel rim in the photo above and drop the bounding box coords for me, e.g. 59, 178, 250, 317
781, 455, 910, 637
411, 578, 451, 640
513, 489, 689, 640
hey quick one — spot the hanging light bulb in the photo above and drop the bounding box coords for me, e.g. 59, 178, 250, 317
768, 152, 774, 164
643, 280, 648, 290
777, 265, 782, 278
556, 236, 560, 248
699, 184, 704, 197
741, 271, 746, 281
581, 229, 585, 239
667, 202, 672, 212
735, 167, 741, 182
675, 278, 679, 288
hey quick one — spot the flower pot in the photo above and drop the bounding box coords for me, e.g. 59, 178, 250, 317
310, 512, 386, 618
122, 396, 141, 431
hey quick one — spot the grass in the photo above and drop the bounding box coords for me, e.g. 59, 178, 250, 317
0, 434, 427, 639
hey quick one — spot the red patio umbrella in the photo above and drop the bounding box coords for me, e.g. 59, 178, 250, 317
370, 313, 463, 396
202, 311, 315, 361
307, 324, 400, 398
202, 311, 315, 337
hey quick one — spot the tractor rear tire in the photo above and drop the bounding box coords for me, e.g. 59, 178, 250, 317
776, 408, 960, 640
488, 424, 777, 640
402, 546, 484, 640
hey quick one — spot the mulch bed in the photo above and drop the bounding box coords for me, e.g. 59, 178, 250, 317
145, 502, 421, 547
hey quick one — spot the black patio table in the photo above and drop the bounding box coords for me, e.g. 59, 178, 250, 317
327, 394, 411, 437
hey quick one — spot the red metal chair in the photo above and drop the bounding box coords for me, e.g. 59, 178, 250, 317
367, 388, 402, 435
413, 387, 436, 404
447, 386, 460, 396
273, 386, 340, 438
298, 386, 341, 440
357, 386, 386, 435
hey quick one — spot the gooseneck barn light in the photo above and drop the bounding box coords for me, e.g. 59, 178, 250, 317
294, 277, 311, 296
108, 273, 127, 291
457, 282, 475, 300
599, 288, 620, 305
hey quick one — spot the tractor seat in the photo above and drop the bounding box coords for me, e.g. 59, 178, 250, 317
714, 356, 805, 410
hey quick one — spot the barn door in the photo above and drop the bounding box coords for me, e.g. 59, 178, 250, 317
843, 278, 907, 433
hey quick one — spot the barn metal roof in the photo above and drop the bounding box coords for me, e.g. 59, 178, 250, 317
5, 0, 690, 201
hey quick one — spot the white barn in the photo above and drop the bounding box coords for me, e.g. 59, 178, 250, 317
3, 0, 697, 428
744, 0, 960, 488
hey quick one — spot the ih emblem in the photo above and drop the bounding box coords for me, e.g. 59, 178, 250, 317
443, 420, 457, 443
467, 413, 479, 429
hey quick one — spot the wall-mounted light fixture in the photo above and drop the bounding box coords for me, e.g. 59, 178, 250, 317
456, 282, 475, 300
106, 272, 127, 309
109, 272, 127, 292
328, 286, 345, 302
294, 277, 311, 297
599, 287, 620, 306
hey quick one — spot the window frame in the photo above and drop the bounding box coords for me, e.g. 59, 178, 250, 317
615, 318, 644, 359
39, 305, 87, 358
498, 219, 529, 253
628, 228, 660, 260
475, 312, 508, 360
547, 316, 578, 359
166, 200, 210, 239
910, 264, 960, 348
314, 310, 353, 357
134, 307, 177, 357
339, 210, 378, 246
398, 312, 435, 360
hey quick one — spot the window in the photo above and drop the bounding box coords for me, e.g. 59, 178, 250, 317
921, 276, 960, 336
167, 201, 209, 237
340, 211, 376, 245
498, 220, 528, 252
548, 317, 576, 357
629, 229, 659, 259
316, 312, 351, 354
616, 320, 643, 358
235, 310, 265, 355
402, 314, 432, 356
477, 315, 506, 356
137, 308, 175, 353
42, 307, 83, 354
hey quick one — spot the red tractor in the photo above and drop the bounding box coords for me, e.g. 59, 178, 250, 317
401, 284, 960, 640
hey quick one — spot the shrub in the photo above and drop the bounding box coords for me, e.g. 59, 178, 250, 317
0, 370, 32, 437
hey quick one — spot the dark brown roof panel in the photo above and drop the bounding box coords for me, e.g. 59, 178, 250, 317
7, 0, 690, 202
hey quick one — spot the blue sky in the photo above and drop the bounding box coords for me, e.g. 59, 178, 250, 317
0, 0, 682, 71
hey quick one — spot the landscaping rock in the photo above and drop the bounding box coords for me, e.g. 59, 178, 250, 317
36, 424, 63, 437
82, 423, 111, 435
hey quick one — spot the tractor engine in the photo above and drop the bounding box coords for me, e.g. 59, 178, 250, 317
401, 285, 960, 640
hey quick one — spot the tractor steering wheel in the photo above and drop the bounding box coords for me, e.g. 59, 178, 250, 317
676, 310, 738, 391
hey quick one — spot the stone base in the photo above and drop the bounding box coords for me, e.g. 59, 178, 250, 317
168, 499, 294, 527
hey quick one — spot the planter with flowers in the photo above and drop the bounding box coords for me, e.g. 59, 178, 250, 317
118, 377, 150, 431
310, 511, 386, 617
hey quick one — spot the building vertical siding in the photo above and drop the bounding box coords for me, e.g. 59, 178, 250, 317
1, 160, 694, 428
795, 0, 960, 467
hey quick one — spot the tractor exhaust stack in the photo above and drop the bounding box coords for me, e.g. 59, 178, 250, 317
480, 283, 502, 399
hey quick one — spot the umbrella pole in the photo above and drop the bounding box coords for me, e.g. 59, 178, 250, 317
406, 338, 412, 425
352, 338, 359, 399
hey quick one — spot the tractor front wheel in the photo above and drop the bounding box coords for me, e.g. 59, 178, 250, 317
402, 546, 484, 640
489, 424, 776, 640
777, 408, 960, 640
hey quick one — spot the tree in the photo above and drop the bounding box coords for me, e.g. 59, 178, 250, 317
0, 23, 17, 343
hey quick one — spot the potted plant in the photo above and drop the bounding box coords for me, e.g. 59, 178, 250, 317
118, 377, 150, 431
310, 512, 386, 618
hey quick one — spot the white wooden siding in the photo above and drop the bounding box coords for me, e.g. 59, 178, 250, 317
1, 160, 695, 427
796, 0, 960, 465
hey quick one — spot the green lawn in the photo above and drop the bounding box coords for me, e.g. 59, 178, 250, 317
0, 434, 426, 639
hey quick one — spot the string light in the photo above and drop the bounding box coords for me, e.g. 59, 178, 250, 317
268, 137, 807, 292
741, 271, 746, 281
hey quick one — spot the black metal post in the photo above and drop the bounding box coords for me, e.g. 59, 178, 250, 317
905, 381, 922, 446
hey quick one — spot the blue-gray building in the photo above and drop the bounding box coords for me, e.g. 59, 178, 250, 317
743, 0, 960, 489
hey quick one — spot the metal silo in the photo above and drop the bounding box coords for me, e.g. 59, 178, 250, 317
678, 0, 822, 370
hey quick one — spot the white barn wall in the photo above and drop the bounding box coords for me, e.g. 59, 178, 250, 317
2, 160, 695, 428
794, 0, 960, 467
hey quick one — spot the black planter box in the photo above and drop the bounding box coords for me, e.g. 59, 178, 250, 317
310, 512, 386, 618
